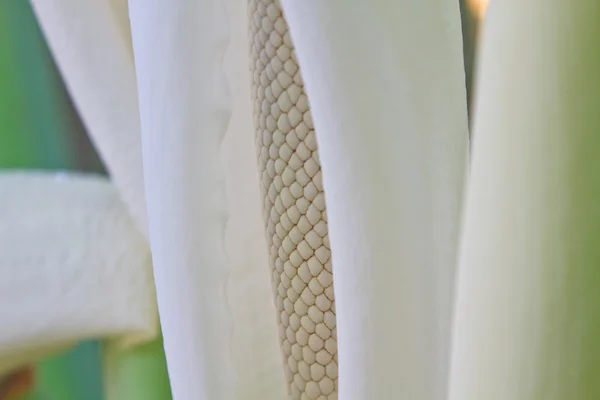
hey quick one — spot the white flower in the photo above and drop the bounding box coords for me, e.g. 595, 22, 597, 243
6, 0, 597, 399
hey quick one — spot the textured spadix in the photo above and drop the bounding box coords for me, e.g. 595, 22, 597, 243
31, 0, 147, 235
280, 1, 469, 399
249, 1, 339, 398
449, 1, 600, 399
0, 172, 156, 375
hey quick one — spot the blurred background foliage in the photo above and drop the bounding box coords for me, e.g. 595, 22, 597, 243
0, 0, 486, 398
0, 1, 102, 172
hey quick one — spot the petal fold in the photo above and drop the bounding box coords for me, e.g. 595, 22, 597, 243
0, 171, 157, 374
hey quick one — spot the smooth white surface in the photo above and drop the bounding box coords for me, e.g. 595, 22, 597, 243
32, 0, 148, 237
0, 172, 157, 374
449, 2, 600, 398
281, 1, 469, 399
129, 1, 235, 398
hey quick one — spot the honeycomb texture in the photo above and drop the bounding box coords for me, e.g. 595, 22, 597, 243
248, 1, 339, 399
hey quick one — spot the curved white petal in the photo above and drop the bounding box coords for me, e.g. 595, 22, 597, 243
280, 1, 469, 399
31, 0, 148, 236
449, 2, 600, 399
129, 1, 283, 398
0, 171, 157, 374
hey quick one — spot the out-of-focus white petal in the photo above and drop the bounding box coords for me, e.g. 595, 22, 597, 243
280, 1, 469, 399
449, 2, 600, 399
0, 171, 157, 374
129, 1, 236, 399
31, 0, 148, 236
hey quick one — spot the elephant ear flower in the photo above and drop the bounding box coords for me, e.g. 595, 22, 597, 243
31, 0, 147, 236
20, 0, 471, 399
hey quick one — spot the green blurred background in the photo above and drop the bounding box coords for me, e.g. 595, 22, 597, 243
0, 1, 483, 398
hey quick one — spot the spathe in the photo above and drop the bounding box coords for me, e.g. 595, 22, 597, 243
281, 1, 469, 398
31, 0, 147, 235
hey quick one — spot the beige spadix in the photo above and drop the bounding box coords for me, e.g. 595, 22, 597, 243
0, 172, 156, 375
248, 1, 339, 398
280, 1, 469, 399
449, 1, 600, 399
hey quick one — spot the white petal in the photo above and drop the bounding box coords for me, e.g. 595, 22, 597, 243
280, 1, 469, 399
31, 0, 148, 236
0, 171, 157, 374
449, 2, 600, 399
129, 1, 236, 399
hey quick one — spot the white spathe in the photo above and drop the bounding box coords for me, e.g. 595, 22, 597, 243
128, 0, 235, 397
0, 171, 157, 374
281, 1, 469, 399
128, 0, 285, 399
